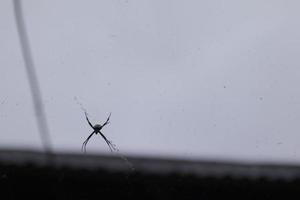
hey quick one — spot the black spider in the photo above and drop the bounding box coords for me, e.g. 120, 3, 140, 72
82, 112, 116, 153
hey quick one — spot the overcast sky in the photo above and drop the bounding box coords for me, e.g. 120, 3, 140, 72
1, 0, 300, 164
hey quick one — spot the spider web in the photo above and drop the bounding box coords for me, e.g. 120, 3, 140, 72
74, 96, 135, 171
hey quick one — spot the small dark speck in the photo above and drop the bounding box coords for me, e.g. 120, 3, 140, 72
259, 97, 263, 101
109, 34, 117, 38
223, 86, 226, 89
277, 142, 282, 145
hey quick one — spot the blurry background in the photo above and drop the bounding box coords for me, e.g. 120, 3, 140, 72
1, 0, 300, 163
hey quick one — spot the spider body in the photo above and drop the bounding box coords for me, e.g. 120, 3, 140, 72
93, 124, 102, 131
82, 112, 116, 153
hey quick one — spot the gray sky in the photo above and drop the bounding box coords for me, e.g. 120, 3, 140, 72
1, 0, 300, 164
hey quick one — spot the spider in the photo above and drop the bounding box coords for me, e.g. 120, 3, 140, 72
82, 112, 116, 153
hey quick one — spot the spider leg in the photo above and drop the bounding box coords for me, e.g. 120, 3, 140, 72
99, 131, 116, 152
81, 131, 95, 153
84, 112, 94, 129
101, 112, 111, 128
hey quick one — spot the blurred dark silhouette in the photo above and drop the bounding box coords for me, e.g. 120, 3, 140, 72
0, 149, 300, 199
13, 0, 52, 153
